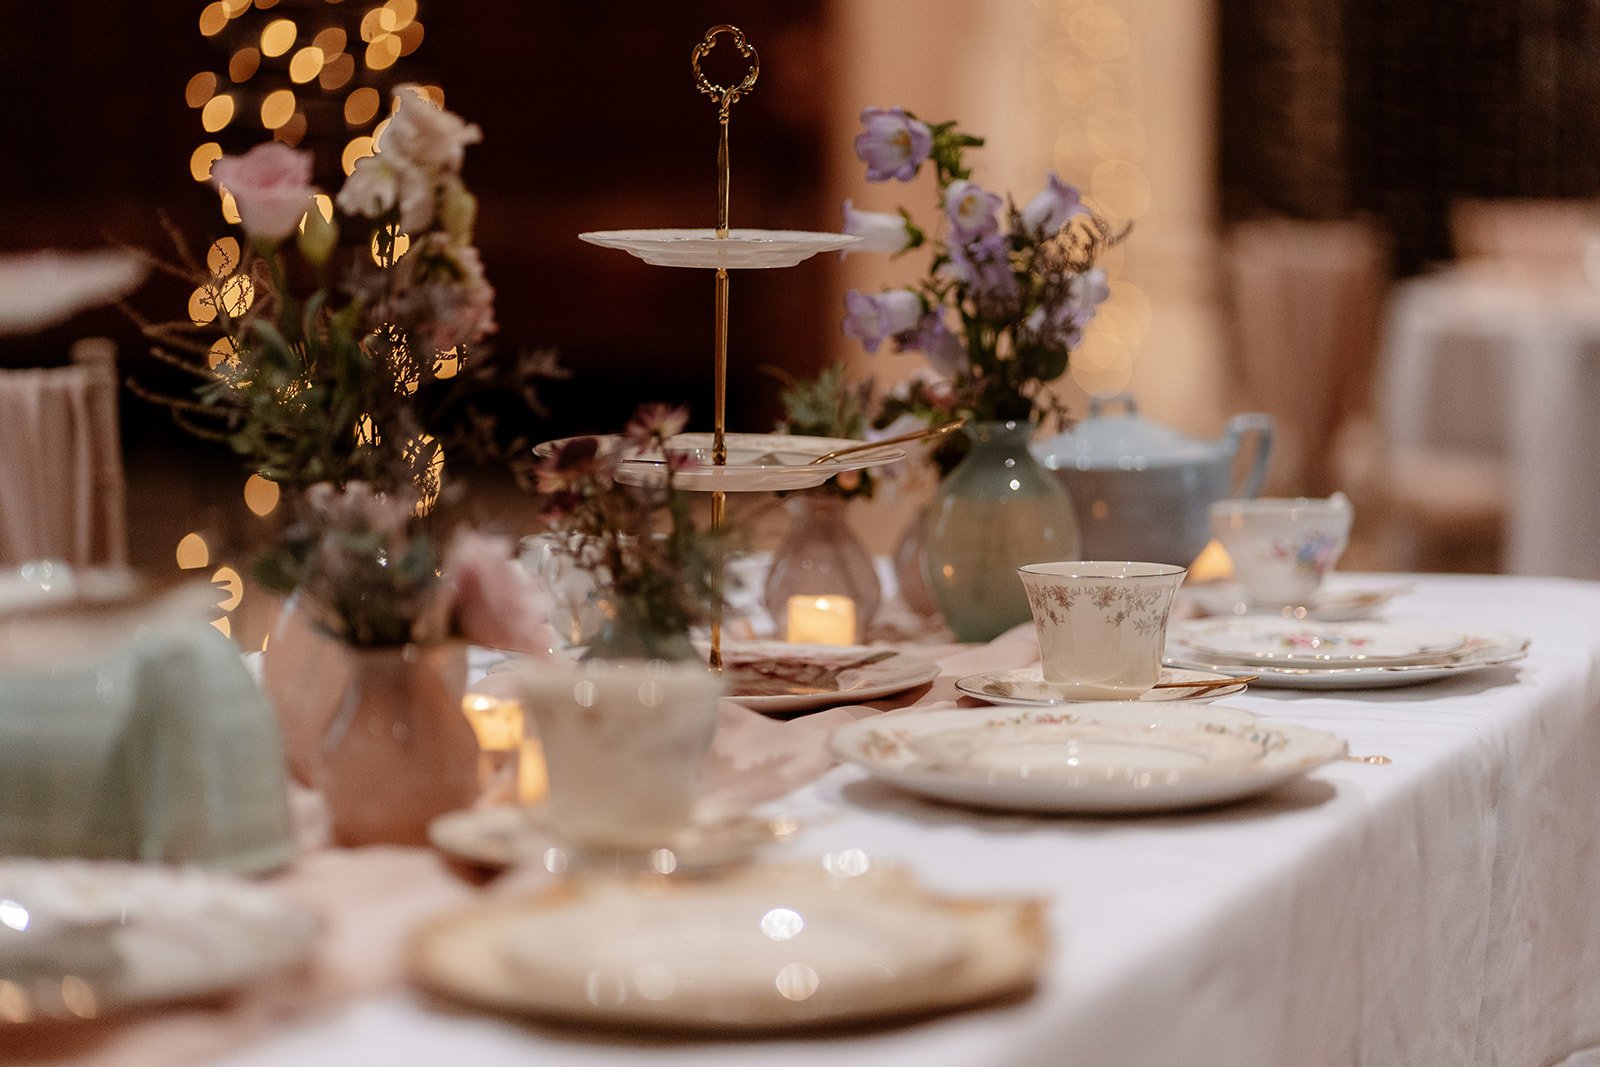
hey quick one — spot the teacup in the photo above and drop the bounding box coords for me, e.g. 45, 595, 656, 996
508, 659, 724, 850
1208, 493, 1353, 608
1016, 561, 1188, 698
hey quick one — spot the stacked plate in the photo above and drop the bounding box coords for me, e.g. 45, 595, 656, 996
1165, 619, 1530, 689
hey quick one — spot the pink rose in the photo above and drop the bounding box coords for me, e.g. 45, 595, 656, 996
378, 85, 482, 176
444, 531, 560, 655
210, 142, 317, 243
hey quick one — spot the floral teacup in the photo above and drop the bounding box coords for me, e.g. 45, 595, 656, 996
1017, 561, 1188, 698
1208, 493, 1353, 609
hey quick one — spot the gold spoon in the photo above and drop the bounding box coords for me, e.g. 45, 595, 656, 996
1150, 674, 1257, 692
807, 417, 967, 465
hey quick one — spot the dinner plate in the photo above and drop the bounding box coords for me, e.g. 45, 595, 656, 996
1185, 578, 1415, 622
0, 860, 316, 1024
407, 861, 1044, 1033
829, 703, 1346, 813
718, 641, 940, 715
428, 805, 798, 874
1165, 627, 1530, 689
955, 666, 1249, 706
532, 433, 907, 493
1171, 619, 1467, 666
578, 229, 860, 269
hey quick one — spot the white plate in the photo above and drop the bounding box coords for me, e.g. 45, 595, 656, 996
407, 861, 1044, 1033
1166, 627, 1530, 689
1172, 619, 1467, 666
532, 433, 907, 493
428, 805, 797, 873
1185, 579, 1415, 622
829, 704, 1346, 813
0, 860, 316, 1023
955, 666, 1249, 706
718, 641, 940, 715
578, 229, 860, 269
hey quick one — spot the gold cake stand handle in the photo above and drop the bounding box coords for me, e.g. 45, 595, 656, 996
691, 26, 759, 674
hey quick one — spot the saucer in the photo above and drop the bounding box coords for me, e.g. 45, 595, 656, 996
1171, 619, 1467, 666
532, 433, 906, 493
427, 805, 799, 874
717, 641, 941, 716
955, 666, 1248, 707
1166, 627, 1530, 689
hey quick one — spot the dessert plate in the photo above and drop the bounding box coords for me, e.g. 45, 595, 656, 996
428, 805, 796, 874
829, 703, 1346, 813
1166, 627, 1530, 690
0, 860, 316, 1024
955, 666, 1249, 706
579, 229, 860, 269
407, 861, 1044, 1032
1185, 578, 1415, 622
718, 641, 940, 715
532, 433, 906, 493
1171, 619, 1467, 666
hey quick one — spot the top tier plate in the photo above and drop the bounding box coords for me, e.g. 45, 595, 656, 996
579, 229, 860, 269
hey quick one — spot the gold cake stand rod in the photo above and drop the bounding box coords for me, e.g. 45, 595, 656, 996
692, 25, 758, 673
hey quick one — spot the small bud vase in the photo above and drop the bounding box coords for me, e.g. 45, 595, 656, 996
923, 420, 1082, 642
316, 641, 480, 847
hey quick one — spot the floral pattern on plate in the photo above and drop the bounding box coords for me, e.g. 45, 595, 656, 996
532, 433, 906, 494
1171, 620, 1468, 665
1165, 628, 1530, 690
578, 229, 861, 269
829, 703, 1346, 813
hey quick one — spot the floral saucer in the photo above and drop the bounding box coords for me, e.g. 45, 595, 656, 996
1170, 619, 1467, 666
955, 666, 1249, 706
1185, 578, 1415, 623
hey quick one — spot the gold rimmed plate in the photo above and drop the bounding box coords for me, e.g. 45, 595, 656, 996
955, 666, 1249, 707
579, 229, 860, 269
532, 433, 907, 493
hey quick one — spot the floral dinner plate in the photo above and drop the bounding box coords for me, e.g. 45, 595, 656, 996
1165, 627, 1529, 689
532, 433, 906, 493
829, 703, 1346, 813
1171, 619, 1467, 666
717, 641, 940, 716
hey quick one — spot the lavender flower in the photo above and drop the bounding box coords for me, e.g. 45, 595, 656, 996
842, 288, 923, 352
947, 233, 1019, 313
944, 179, 1002, 240
841, 200, 918, 255
853, 107, 933, 182
1020, 172, 1088, 236
905, 312, 970, 379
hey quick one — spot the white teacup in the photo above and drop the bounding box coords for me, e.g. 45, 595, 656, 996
1017, 561, 1188, 698
1208, 493, 1353, 608
508, 659, 724, 850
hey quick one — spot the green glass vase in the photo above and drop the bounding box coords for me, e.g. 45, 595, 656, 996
923, 420, 1082, 642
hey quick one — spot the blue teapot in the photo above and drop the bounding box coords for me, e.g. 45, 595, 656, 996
1032, 393, 1274, 568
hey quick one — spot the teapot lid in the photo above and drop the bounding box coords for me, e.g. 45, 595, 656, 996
1032, 392, 1220, 471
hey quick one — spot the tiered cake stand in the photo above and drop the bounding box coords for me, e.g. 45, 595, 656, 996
544, 25, 906, 669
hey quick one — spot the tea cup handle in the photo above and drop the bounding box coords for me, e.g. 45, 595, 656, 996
1224, 413, 1275, 498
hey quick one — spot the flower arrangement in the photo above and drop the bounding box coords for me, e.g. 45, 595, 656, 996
531, 404, 721, 659
275, 481, 557, 651
840, 107, 1126, 427
770, 362, 877, 500
133, 84, 557, 499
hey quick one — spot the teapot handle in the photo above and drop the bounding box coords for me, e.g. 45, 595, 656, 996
1224, 413, 1275, 499
1087, 391, 1137, 419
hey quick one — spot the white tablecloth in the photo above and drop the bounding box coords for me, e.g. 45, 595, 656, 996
1381, 268, 1600, 579
191, 574, 1600, 1067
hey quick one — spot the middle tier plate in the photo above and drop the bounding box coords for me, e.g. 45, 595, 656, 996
579, 228, 861, 268
534, 433, 907, 493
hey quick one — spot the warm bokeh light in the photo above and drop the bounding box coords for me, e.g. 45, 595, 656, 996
414, 84, 444, 107
222, 0, 252, 16
220, 273, 255, 317
384, 0, 418, 30
206, 237, 241, 275
230, 46, 261, 82
211, 617, 232, 638
1067, 4, 1131, 61
260, 89, 296, 129
220, 190, 242, 224
365, 34, 401, 70
397, 21, 423, 55
304, 193, 334, 225
289, 46, 325, 83
341, 134, 374, 174
213, 566, 244, 611
185, 71, 217, 108
319, 52, 355, 90
260, 18, 297, 57
313, 26, 347, 54
187, 287, 217, 325
198, 2, 230, 37
355, 413, 378, 446
208, 339, 235, 369
201, 94, 235, 132
176, 533, 210, 570
371, 116, 390, 145
1091, 159, 1151, 219
344, 86, 379, 125
434, 349, 460, 379
274, 111, 307, 146
358, 7, 387, 41
190, 142, 223, 182
371, 229, 410, 265
244, 474, 281, 517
